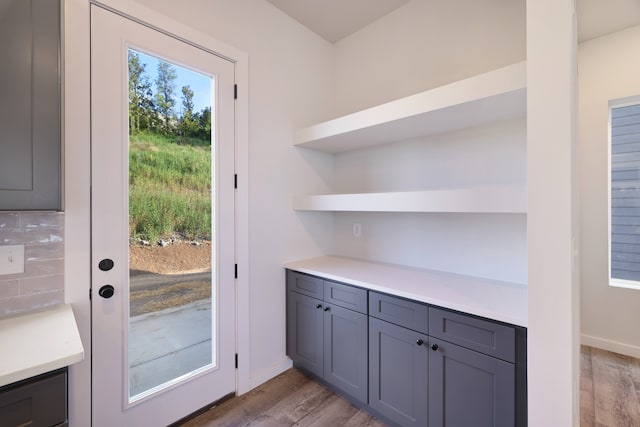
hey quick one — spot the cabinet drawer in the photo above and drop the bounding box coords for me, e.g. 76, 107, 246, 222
286, 270, 324, 299
0, 368, 67, 427
369, 292, 429, 334
324, 280, 367, 314
429, 307, 515, 362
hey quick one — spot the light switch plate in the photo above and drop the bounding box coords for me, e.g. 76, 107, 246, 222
0, 244, 25, 275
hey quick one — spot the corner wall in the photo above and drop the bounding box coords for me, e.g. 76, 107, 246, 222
579, 25, 640, 357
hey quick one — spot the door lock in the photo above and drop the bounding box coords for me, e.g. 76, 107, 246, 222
98, 285, 115, 299
98, 258, 114, 271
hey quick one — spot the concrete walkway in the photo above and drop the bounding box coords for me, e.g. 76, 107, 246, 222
129, 299, 212, 397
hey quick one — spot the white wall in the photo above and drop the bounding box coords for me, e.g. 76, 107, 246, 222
579, 25, 640, 358
331, 119, 528, 283
312, 0, 528, 284
319, 0, 526, 283
332, 0, 526, 116
527, 0, 579, 424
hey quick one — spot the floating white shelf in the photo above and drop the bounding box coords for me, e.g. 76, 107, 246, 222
293, 186, 527, 214
294, 62, 526, 153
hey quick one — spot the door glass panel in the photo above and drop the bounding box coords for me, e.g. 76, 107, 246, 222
127, 49, 215, 401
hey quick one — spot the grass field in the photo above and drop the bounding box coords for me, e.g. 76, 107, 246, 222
129, 131, 211, 243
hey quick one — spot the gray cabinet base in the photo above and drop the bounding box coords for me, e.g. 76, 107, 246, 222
0, 368, 68, 427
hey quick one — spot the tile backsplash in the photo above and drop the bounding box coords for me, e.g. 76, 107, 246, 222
0, 212, 64, 318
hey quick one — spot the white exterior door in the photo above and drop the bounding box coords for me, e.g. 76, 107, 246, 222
90, 5, 236, 425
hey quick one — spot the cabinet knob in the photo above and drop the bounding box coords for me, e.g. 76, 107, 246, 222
324, 306, 331, 312
431, 343, 439, 351
316, 304, 322, 309
416, 339, 424, 346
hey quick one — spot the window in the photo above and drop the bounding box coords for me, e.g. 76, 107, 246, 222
610, 97, 640, 289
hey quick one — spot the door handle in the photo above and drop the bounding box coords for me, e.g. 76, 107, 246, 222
98, 285, 115, 299
98, 258, 114, 271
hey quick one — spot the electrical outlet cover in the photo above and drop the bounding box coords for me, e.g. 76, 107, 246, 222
0, 244, 25, 275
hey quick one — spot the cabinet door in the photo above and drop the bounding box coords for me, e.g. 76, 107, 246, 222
428, 337, 515, 427
286, 270, 324, 299
323, 304, 368, 403
369, 317, 428, 427
286, 291, 324, 377
0, 0, 61, 210
369, 291, 429, 334
0, 369, 67, 427
324, 280, 367, 314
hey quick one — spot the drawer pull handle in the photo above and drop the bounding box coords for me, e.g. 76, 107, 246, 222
416, 339, 424, 346
431, 344, 439, 351
316, 304, 322, 309
324, 306, 331, 312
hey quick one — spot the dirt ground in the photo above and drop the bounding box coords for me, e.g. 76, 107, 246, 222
129, 242, 212, 316
130, 241, 211, 274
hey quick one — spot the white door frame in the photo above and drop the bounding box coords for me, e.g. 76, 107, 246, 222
64, 1, 249, 425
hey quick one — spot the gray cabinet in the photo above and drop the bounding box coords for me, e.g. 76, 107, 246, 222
428, 307, 517, 426
323, 302, 368, 402
0, 368, 68, 427
286, 271, 527, 427
286, 290, 324, 377
369, 292, 524, 427
369, 317, 429, 427
428, 337, 514, 427
0, 0, 61, 211
286, 271, 368, 403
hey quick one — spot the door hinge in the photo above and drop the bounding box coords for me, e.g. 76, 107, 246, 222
235, 264, 238, 279
235, 353, 238, 369
234, 84, 238, 100
234, 174, 238, 189
89, 288, 92, 300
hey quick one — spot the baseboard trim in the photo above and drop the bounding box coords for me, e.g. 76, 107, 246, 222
581, 334, 640, 358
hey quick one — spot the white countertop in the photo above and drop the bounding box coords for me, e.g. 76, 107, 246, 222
284, 256, 528, 327
0, 304, 84, 388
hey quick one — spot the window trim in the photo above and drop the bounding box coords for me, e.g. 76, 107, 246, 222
608, 95, 640, 290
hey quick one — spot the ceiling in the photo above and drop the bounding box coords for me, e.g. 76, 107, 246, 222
266, 0, 640, 44
577, 0, 640, 42
265, 0, 410, 43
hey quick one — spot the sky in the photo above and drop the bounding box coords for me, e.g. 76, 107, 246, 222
130, 49, 213, 115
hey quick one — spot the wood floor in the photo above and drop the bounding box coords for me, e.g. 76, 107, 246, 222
581, 345, 640, 427
179, 369, 385, 427
179, 345, 640, 427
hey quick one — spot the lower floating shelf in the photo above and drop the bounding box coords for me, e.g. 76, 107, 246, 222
293, 186, 527, 214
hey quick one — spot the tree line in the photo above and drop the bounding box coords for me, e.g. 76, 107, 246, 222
128, 51, 211, 142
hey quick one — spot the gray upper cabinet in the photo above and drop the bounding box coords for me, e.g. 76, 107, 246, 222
0, 0, 61, 211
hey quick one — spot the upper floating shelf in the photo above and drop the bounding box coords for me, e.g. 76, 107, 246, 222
293, 186, 527, 214
295, 62, 527, 153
